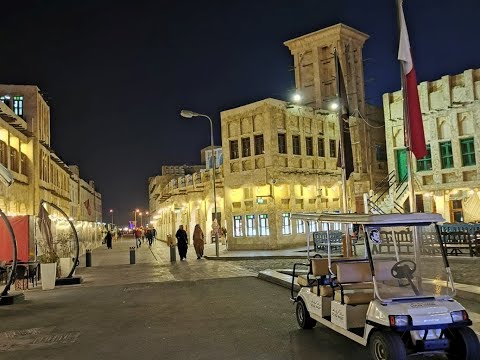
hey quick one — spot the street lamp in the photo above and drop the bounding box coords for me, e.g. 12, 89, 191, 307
145, 211, 149, 226
139, 212, 143, 227
180, 109, 219, 257
134, 209, 139, 227
109, 209, 114, 225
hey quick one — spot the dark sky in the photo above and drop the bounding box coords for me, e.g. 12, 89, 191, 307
1, 0, 478, 225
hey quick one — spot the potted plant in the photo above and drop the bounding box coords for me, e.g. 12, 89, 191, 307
38, 251, 59, 290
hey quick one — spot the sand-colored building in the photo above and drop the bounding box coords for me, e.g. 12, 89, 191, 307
0, 85, 103, 258
383, 68, 480, 222
149, 24, 387, 249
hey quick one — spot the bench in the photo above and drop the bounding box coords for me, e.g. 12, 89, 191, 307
441, 231, 479, 257
371, 230, 413, 255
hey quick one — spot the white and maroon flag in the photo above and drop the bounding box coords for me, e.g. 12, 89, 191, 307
397, 0, 427, 159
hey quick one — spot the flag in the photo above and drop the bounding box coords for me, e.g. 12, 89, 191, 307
335, 52, 354, 180
398, 0, 427, 159
84, 199, 92, 216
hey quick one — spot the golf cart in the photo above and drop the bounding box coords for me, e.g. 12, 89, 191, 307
290, 212, 479, 359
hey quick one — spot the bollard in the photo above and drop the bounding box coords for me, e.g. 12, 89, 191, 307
86, 249, 92, 267
170, 245, 176, 262
129, 247, 136, 264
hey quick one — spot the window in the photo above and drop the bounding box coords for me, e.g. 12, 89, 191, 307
440, 141, 453, 169
296, 220, 305, 234
233, 216, 243, 237
10, 147, 19, 173
278, 133, 287, 154
246, 215, 256, 236
13, 96, 23, 116
309, 221, 318, 232
416, 145, 432, 171
241, 137, 251, 157
292, 135, 301, 155
0, 95, 11, 107
375, 145, 387, 161
258, 214, 269, 236
450, 200, 463, 222
0, 141, 7, 167
20, 153, 27, 175
282, 213, 291, 235
254, 135, 264, 155
230, 140, 239, 159
318, 138, 325, 157
329, 139, 336, 157
305, 137, 313, 156
460, 137, 476, 166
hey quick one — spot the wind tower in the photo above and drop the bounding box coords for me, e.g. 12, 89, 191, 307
284, 23, 369, 115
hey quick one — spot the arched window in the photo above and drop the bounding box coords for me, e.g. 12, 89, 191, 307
10, 147, 19, 173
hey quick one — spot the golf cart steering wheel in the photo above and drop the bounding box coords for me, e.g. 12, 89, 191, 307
390, 260, 417, 280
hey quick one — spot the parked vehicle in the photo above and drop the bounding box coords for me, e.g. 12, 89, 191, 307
290, 212, 479, 360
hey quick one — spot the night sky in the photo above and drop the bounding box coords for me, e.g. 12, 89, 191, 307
1, 0, 478, 225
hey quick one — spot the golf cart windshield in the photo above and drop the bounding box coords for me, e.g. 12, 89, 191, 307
366, 223, 455, 301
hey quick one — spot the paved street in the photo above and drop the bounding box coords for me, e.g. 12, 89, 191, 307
0, 237, 478, 359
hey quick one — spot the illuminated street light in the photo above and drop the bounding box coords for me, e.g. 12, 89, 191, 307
180, 109, 219, 257
330, 102, 339, 110
292, 93, 302, 103
109, 209, 114, 225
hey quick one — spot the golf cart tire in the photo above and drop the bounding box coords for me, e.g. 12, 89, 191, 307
447, 327, 480, 360
369, 331, 406, 360
296, 299, 316, 329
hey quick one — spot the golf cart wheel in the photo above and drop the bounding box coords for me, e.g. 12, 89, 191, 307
447, 327, 480, 360
296, 299, 316, 329
369, 331, 406, 360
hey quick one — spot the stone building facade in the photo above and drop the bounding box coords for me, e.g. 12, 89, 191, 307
383, 68, 480, 222
149, 23, 387, 249
0, 85, 103, 256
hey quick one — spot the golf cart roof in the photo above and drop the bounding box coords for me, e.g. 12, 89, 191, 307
290, 212, 445, 226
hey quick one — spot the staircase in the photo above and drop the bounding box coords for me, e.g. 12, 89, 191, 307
366, 170, 409, 214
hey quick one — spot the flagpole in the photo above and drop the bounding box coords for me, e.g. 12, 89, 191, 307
334, 48, 352, 257
396, 0, 416, 213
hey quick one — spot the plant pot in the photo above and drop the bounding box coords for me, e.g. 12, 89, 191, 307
59, 257, 74, 277
40, 263, 57, 290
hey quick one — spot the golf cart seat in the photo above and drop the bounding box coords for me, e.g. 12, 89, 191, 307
333, 260, 397, 305
297, 258, 331, 287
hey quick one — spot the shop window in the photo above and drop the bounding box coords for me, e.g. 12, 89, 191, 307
258, 214, 269, 236
246, 215, 256, 236
450, 200, 463, 222
233, 215, 243, 237
282, 213, 291, 235
308, 221, 318, 232
296, 219, 305, 234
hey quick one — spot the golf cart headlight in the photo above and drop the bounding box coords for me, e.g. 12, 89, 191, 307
389, 315, 410, 327
451, 310, 468, 322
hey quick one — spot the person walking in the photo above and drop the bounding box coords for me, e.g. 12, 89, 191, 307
146, 228, 153, 247
105, 230, 113, 249
175, 225, 188, 260
134, 227, 142, 248
192, 224, 205, 259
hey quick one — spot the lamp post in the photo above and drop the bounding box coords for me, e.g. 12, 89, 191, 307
180, 109, 219, 257
109, 209, 114, 226
134, 209, 139, 227
139, 212, 143, 227
145, 211, 149, 227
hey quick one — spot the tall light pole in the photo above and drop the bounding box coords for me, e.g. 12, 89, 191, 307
139, 212, 143, 227
180, 109, 219, 257
109, 209, 114, 226
134, 209, 139, 227
145, 211, 149, 226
